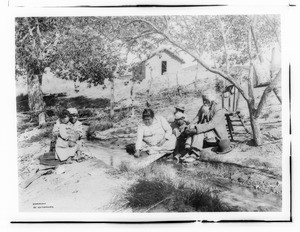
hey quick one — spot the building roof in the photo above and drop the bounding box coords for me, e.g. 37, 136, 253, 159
143, 49, 185, 64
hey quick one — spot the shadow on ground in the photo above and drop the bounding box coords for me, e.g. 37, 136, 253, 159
16, 93, 111, 112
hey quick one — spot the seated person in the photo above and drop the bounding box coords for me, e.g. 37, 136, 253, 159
135, 108, 176, 157
67, 108, 84, 159
185, 91, 229, 155
169, 104, 186, 129
172, 112, 190, 159
52, 109, 79, 163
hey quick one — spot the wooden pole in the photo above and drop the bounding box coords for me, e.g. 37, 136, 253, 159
222, 92, 224, 109
233, 87, 236, 112
236, 90, 241, 112
228, 92, 231, 110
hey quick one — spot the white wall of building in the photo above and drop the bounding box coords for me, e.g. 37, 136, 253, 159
144, 52, 183, 80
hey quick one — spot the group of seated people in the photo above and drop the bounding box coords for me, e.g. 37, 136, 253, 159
51, 90, 231, 164
134, 90, 232, 161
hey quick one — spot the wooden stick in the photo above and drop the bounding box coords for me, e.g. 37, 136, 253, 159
20, 168, 55, 189
143, 196, 172, 213
237, 112, 251, 134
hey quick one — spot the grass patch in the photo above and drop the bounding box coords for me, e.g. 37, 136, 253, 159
126, 179, 176, 208
177, 186, 229, 212
123, 163, 233, 212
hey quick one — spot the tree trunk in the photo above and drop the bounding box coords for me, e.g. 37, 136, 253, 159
248, 102, 263, 146
110, 77, 115, 118
176, 71, 182, 96
130, 81, 135, 117
235, 90, 240, 112
147, 70, 154, 102
194, 64, 198, 91
27, 72, 44, 111
27, 71, 45, 126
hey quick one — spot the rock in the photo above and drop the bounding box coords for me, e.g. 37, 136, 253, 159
56, 166, 66, 175
199, 150, 214, 161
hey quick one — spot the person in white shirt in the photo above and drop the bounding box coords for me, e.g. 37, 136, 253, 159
52, 109, 78, 162
51, 108, 84, 163
134, 108, 176, 157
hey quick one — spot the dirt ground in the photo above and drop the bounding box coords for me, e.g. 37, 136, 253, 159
17, 89, 283, 212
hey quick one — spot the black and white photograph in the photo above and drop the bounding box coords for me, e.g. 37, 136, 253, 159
1, 1, 296, 226
14, 12, 286, 214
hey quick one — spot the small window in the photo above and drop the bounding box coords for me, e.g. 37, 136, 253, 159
161, 61, 167, 75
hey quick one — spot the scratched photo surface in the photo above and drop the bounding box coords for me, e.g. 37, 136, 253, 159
15, 14, 283, 214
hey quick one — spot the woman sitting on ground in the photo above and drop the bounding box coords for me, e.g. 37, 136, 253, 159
134, 108, 176, 158
52, 109, 79, 163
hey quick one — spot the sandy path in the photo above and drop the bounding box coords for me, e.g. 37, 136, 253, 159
19, 157, 133, 212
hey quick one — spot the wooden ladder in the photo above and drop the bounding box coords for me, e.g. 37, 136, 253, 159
222, 85, 251, 141
225, 111, 250, 141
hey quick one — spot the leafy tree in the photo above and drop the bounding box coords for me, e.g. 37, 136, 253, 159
15, 17, 65, 124
122, 15, 281, 145
50, 17, 128, 117
16, 17, 128, 119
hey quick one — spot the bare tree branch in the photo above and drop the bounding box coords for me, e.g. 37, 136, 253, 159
273, 87, 282, 104
246, 26, 255, 106
24, 18, 37, 58
182, 17, 202, 58
127, 31, 157, 42
254, 69, 281, 118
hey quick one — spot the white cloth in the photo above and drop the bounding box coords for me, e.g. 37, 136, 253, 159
135, 115, 176, 152
67, 108, 78, 115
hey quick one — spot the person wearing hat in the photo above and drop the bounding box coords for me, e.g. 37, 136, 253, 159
172, 112, 190, 161
172, 112, 189, 137
169, 104, 186, 130
185, 90, 230, 154
174, 104, 185, 114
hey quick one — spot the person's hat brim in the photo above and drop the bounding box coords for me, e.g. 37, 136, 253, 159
215, 144, 235, 154
175, 106, 185, 111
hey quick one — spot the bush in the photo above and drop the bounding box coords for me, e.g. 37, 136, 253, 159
125, 179, 175, 208
179, 186, 229, 212
215, 79, 225, 93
